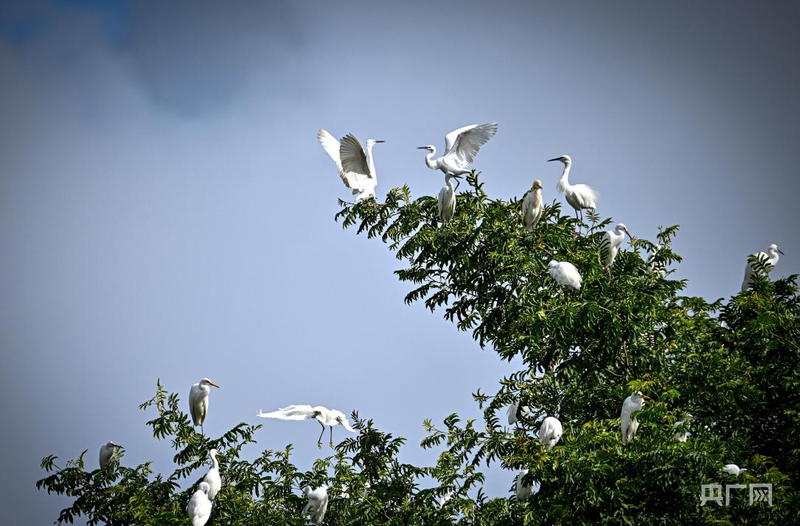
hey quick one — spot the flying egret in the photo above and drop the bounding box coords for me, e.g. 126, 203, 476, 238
522, 179, 544, 232
539, 417, 563, 450
547, 155, 598, 222
438, 173, 460, 223
302, 484, 329, 525
507, 401, 531, 426
741, 243, 784, 291
187, 482, 213, 526
417, 123, 498, 176
547, 260, 583, 290
621, 391, 648, 444
721, 464, 748, 476
99, 441, 122, 469
674, 415, 693, 443
189, 378, 220, 436
257, 405, 355, 449
203, 449, 222, 501
318, 130, 384, 201
602, 224, 631, 267
515, 469, 534, 503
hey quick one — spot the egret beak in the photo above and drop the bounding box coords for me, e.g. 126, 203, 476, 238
778, 248, 785, 255
417, 146, 428, 150
209, 381, 220, 388
547, 157, 561, 162
642, 395, 650, 399
374, 140, 385, 143
625, 231, 633, 240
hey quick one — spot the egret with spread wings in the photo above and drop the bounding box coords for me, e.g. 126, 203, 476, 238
318, 130, 384, 201
257, 405, 355, 449
418, 123, 498, 176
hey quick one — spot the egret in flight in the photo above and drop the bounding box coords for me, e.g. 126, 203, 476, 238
721, 464, 748, 476
602, 224, 631, 267
438, 174, 460, 223
539, 417, 563, 450
547, 155, 598, 222
418, 123, 498, 176
303, 484, 329, 525
514, 469, 534, 503
621, 391, 648, 444
189, 378, 220, 436
318, 130, 384, 201
741, 243, 783, 291
547, 260, 583, 290
187, 482, 213, 526
203, 449, 222, 501
99, 441, 122, 469
257, 405, 355, 449
522, 179, 544, 232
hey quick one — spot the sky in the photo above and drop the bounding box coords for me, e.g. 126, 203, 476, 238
1, 0, 799, 523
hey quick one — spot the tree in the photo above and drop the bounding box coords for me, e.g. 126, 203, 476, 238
39, 173, 799, 524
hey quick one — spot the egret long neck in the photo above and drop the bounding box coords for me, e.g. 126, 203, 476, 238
532, 188, 543, 207
425, 149, 438, 170
557, 162, 572, 192
365, 144, 377, 177
210, 452, 218, 469
446, 174, 458, 190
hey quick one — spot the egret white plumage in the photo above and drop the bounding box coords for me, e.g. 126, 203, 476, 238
203, 449, 221, 501
438, 173, 460, 223
189, 378, 219, 436
721, 464, 748, 476
99, 441, 122, 469
514, 469, 534, 503
257, 405, 355, 449
539, 417, 563, 450
417, 123, 498, 176
547, 155, 598, 222
741, 243, 783, 291
318, 130, 384, 201
674, 415, 693, 443
302, 484, 329, 525
522, 179, 544, 232
621, 391, 648, 444
602, 223, 631, 267
507, 401, 531, 426
186, 482, 213, 526
547, 260, 583, 290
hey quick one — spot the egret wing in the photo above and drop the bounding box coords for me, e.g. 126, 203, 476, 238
317, 129, 342, 170
332, 411, 355, 432
257, 404, 315, 421
188, 385, 203, 425
444, 122, 498, 166
339, 134, 371, 178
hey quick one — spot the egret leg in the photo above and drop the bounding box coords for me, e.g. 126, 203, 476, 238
329, 426, 334, 449
201, 424, 204, 437
317, 422, 325, 450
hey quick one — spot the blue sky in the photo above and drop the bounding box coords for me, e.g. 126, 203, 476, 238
1, 0, 799, 523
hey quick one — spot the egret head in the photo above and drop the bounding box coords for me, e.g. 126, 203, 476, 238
769, 243, 785, 255
366, 139, 385, 147
533, 179, 543, 190
199, 482, 211, 494
547, 155, 572, 165
417, 145, 435, 152
547, 260, 558, 269
209, 448, 219, 458
200, 378, 220, 388
616, 224, 631, 238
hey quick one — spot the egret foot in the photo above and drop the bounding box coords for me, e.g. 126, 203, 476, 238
317, 441, 323, 450
330, 441, 334, 448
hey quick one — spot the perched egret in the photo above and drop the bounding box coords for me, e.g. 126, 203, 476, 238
539, 417, 563, 450
189, 378, 220, 436
674, 415, 693, 443
721, 464, 748, 476
438, 173, 460, 223
203, 449, 222, 501
602, 224, 631, 267
187, 482, 213, 526
621, 391, 648, 444
547, 155, 598, 222
547, 260, 583, 290
418, 123, 497, 176
318, 130, 384, 201
257, 405, 355, 449
99, 441, 122, 469
436, 489, 454, 508
515, 469, 534, 503
507, 401, 531, 426
302, 484, 329, 525
741, 243, 784, 291
522, 179, 544, 232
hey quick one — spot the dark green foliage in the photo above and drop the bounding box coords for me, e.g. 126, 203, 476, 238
40, 174, 800, 524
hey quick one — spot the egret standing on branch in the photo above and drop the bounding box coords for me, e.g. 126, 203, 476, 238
257, 405, 355, 449
522, 179, 544, 232
741, 243, 783, 291
318, 130, 384, 201
602, 223, 631, 267
203, 449, 221, 501
507, 401, 531, 426
187, 482, 212, 526
721, 464, 748, 476
547, 260, 583, 290
547, 155, 598, 222
514, 469, 534, 503
621, 391, 648, 444
303, 484, 329, 525
438, 174, 460, 223
539, 417, 563, 450
99, 441, 122, 469
189, 378, 220, 436
417, 123, 498, 176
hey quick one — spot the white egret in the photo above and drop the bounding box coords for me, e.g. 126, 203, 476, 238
187, 481, 213, 526
436, 489, 454, 508
721, 464, 748, 476
203, 449, 221, 501
507, 401, 531, 426
539, 417, 563, 450
189, 378, 220, 436
547, 260, 583, 290
547, 155, 598, 222
602, 224, 631, 267
674, 415, 693, 443
438, 173, 460, 223
302, 484, 329, 525
741, 243, 783, 291
621, 391, 648, 444
257, 405, 355, 449
417, 123, 497, 177
99, 441, 122, 469
318, 130, 384, 201
522, 179, 544, 232
515, 469, 534, 503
